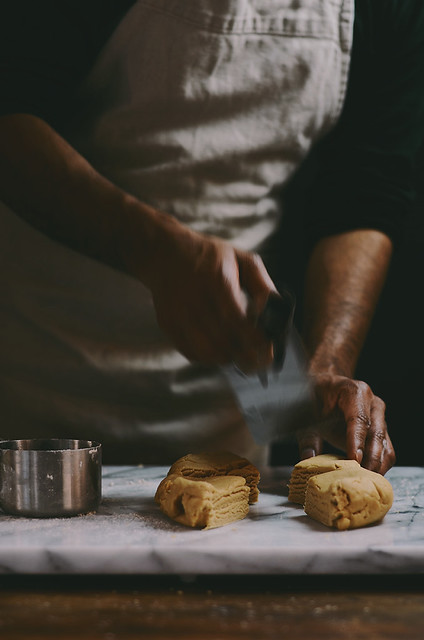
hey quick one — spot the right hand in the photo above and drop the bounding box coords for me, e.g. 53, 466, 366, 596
139, 217, 277, 372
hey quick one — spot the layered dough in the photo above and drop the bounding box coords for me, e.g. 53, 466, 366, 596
157, 451, 260, 504
155, 474, 250, 529
288, 454, 361, 505
288, 453, 393, 530
304, 469, 393, 530
155, 451, 260, 529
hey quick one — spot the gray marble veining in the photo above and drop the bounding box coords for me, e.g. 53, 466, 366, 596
0, 465, 423, 575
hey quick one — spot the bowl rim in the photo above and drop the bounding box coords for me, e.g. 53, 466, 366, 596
0, 438, 102, 452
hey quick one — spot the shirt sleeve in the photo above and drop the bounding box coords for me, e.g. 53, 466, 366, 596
304, 0, 424, 250
0, 0, 133, 131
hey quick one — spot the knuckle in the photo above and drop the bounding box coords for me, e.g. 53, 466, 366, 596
347, 411, 371, 429
356, 380, 369, 392
373, 430, 388, 444
373, 396, 386, 412
338, 378, 360, 397
355, 380, 373, 400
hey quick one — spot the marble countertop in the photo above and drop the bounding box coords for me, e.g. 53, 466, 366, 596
0, 465, 423, 575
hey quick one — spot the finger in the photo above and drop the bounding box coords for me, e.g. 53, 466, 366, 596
361, 396, 389, 472
378, 432, 396, 475
203, 248, 273, 367
362, 401, 396, 474
339, 383, 396, 474
237, 251, 277, 318
338, 380, 373, 465
236, 252, 288, 371
296, 427, 324, 461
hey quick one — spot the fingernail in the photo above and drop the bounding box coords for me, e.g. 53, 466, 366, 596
356, 448, 363, 464
301, 448, 316, 460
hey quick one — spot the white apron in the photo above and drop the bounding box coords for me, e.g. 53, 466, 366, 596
0, 0, 354, 464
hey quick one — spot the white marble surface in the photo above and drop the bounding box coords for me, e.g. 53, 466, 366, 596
0, 465, 423, 575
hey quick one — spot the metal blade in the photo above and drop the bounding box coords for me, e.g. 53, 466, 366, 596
224, 292, 317, 445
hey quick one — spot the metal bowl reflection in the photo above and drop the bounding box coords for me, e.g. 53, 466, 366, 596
0, 439, 102, 517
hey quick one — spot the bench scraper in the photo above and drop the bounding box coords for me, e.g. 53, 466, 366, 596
223, 290, 317, 445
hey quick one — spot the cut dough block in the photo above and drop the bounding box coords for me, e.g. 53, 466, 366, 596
304, 469, 394, 530
156, 451, 260, 504
155, 474, 250, 529
288, 454, 361, 505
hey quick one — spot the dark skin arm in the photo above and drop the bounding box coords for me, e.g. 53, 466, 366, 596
0, 114, 395, 473
0, 113, 275, 373
299, 229, 396, 474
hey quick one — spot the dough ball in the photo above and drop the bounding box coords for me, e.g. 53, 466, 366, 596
304, 468, 393, 530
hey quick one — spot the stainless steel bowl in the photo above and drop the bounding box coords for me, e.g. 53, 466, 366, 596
0, 439, 102, 517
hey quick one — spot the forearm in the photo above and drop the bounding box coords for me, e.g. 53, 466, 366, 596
302, 229, 393, 378
0, 113, 169, 282
0, 114, 275, 371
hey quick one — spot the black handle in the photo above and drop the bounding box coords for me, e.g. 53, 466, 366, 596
258, 289, 295, 372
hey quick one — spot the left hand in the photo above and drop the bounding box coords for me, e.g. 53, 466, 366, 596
296, 372, 396, 475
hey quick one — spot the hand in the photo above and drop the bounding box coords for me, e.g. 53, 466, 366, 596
296, 372, 396, 475
143, 219, 277, 372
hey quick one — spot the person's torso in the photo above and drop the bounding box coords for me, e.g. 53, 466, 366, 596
0, 0, 354, 463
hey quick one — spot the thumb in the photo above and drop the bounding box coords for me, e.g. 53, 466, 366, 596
237, 251, 276, 317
